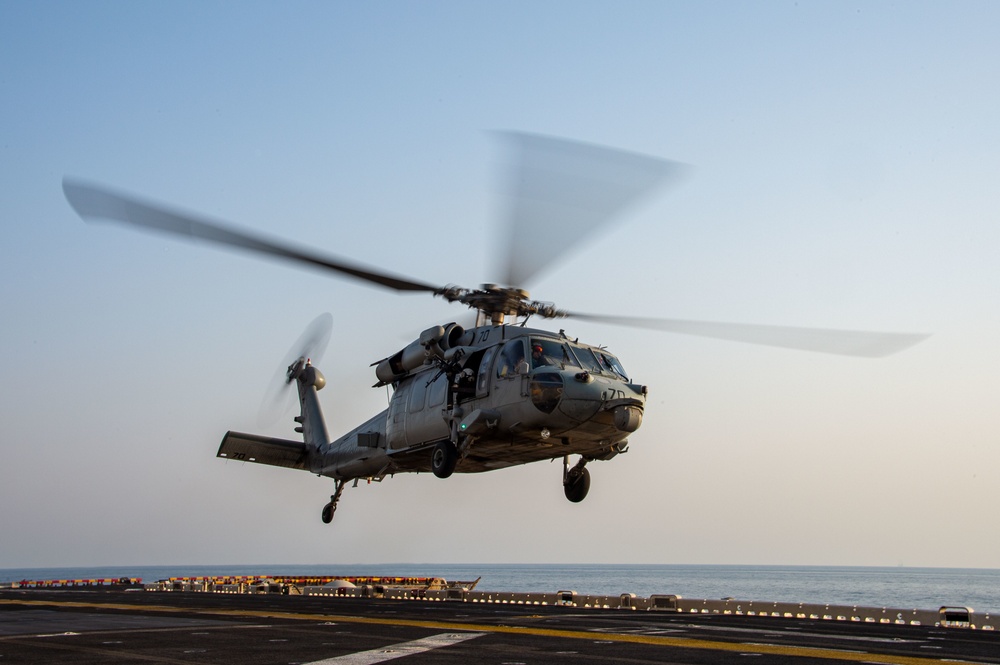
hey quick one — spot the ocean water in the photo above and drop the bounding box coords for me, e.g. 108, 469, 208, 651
2, 564, 998, 614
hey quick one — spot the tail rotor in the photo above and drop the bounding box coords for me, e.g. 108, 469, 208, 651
258, 313, 333, 428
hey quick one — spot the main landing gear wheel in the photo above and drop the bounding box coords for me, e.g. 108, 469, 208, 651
431, 441, 458, 479
563, 464, 591, 503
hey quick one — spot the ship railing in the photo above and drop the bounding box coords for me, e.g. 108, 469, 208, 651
297, 586, 997, 630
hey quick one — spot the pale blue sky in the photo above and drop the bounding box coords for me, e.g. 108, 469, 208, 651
2, 1, 998, 569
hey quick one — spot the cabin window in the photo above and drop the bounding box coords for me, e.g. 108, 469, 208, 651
408, 374, 429, 413
496, 339, 527, 379
427, 373, 447, 407
389, 382, 410, 425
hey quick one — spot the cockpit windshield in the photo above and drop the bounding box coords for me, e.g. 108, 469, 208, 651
570, 344, 603, 373
596, 350, 628, 380
527, 338, 628, 380
571, 344, 629, 381
529, 338, 579, 370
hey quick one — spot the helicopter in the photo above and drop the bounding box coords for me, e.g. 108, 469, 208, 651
63, 133, 928, 524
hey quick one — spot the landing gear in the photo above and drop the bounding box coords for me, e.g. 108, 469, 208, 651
431, 441, 459, 478
563, 456, 590, 503
321, 479, 346, 524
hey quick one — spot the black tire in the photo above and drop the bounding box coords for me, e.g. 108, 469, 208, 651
431, 441, 458, 479
564, 467, 591, 503
321, 503, 334, 524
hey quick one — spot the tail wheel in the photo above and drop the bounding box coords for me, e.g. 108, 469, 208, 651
431, 441, 458, 479
320, 480, 346, 524
564, 466, 591, 503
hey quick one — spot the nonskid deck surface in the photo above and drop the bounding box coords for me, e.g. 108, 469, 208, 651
2, 588, 999, 664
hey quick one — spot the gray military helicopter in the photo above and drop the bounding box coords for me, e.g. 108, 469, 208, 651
63, 133, 928, 523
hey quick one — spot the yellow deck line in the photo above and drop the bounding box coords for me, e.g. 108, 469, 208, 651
0, 598, 975, 665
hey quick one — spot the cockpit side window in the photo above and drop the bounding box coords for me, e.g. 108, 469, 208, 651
476, 346, 497, 395
496, 339, 527, 379
529, 338, 579, 370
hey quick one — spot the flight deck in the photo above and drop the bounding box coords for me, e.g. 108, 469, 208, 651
2, 579, 999, 664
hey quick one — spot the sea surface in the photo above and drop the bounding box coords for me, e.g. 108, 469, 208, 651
2, 564, 998, 614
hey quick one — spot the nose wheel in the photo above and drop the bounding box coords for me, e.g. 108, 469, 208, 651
563, 456, 591, 503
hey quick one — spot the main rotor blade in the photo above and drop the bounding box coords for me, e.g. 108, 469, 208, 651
497, 132, 689, 288
63, 179, 441, 294
567, 312, 930, 358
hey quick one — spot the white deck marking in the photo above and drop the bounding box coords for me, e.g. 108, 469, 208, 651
304, 632, 486, 664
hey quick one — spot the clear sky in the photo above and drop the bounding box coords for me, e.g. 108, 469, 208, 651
2, 1, 998, 569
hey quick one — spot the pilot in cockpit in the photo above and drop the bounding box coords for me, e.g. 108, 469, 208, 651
531, 343, 547, 368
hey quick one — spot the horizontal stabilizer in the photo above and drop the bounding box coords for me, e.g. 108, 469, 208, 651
217, 431, 308, 470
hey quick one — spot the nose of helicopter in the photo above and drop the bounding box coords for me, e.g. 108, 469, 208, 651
610, 400, 643, 432
533, 370, 645, 433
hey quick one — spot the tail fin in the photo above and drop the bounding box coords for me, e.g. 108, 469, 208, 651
288, 358, 330, 455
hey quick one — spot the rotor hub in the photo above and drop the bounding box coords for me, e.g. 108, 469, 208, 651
436, 284, 566, 324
